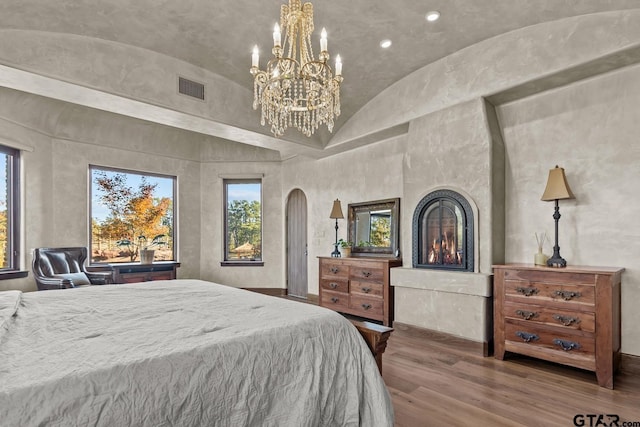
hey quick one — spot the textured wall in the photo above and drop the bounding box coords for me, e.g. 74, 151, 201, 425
332, 10, 640, 149
0, 92, 279, 292
281, 136, 407, 295
497, 63, 640, 355
199, 160, 284, 289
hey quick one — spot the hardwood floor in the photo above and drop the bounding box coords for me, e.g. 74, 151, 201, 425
383, 327, 640, 427
276, 294, 639, 426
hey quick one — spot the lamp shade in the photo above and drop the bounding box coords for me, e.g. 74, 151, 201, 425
329, 199, 344, 219
541, 166, 575, 201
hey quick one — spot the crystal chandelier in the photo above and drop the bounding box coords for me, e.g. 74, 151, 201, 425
250, 0, 343, 138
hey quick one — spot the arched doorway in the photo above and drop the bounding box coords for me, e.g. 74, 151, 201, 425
286, 189, 308, 298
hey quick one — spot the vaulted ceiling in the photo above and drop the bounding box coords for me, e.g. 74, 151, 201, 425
2, 0, 640, 156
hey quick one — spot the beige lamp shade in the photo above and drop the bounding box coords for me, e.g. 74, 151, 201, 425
329, 199, 344, 219
541, 166, 575, 201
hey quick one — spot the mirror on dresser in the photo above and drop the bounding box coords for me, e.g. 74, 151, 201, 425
347, 198, 400, 257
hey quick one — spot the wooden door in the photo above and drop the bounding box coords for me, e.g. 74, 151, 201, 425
286, 189, 308, 298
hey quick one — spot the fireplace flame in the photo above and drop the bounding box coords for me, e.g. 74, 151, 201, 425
428, 232, 462, 265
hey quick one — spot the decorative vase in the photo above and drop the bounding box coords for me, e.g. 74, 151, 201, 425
341, 247, 351, 258
140, 249, 155, 264
534, 249, 548, 266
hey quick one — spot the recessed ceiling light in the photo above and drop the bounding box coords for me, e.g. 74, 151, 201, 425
380, 39, 392, 49
426, 11, 440, 22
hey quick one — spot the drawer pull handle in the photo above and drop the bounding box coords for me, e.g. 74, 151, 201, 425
552, 314, 580, 326
329, 282, 338, 289
553, 338, 581, 351
361, 270, 371, 277
361, 303, 372, 310
515, 310, 538, 320
330, 267, 339, 274
515, 331, 539, 343
330, 297, 339, 303
554, 290, 581, 301
515, 287, 539, 297
361, 287, 372, 293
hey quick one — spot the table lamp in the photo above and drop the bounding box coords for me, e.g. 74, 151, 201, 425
329, 199, 344, 257
541, 165, 574, 267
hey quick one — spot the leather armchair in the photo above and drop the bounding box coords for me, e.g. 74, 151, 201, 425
32, 247, 114, 291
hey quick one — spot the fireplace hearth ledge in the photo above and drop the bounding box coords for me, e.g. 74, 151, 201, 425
391, 267, 493, 346
391, 267, 492, 297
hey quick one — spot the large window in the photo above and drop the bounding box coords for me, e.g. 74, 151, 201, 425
223, 179, 262, 264
90, 166, 176, 264
0, 144, 22, 276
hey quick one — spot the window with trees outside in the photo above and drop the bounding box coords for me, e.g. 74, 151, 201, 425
0, 144, 21, 276
224, 179, 262, 264
90, 166, 176, 264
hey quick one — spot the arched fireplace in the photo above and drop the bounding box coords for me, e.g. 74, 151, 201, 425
412, 189, 474, 271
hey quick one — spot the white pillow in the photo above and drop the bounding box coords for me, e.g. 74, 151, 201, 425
52, 272, 91, 286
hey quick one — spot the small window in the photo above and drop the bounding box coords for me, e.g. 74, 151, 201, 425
223, 179, 262, 265
90, 166, 176, 264
0, 145, 22, 275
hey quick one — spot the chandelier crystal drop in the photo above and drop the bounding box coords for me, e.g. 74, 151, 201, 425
250, 0, 343, 138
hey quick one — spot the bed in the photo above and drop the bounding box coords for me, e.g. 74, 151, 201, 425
0, 279, 394, 426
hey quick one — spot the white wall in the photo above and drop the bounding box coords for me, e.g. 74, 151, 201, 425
199, 160, 283, 288
281, 136, 407, 295
0, 91, 280, 292
497, 63, 640, 355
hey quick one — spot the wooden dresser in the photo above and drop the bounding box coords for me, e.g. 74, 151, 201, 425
493, 264, 624, 389
318, 256, 402, 326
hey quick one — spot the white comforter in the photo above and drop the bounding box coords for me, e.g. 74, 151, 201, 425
0, 280, 393, 426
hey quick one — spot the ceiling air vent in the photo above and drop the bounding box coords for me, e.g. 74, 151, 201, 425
178, 77, 205, 100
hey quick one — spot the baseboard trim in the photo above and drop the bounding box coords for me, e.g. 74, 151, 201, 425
242, 287, 287, 296
305, 293, 319, 304
621, 353, 640, 375
393, 321, 491, 357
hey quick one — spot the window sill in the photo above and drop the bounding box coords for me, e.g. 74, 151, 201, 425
0, 270, 29, 280
220, 261, 264, 267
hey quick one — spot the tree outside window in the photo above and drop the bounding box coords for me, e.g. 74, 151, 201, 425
90, 166, 176, 263
224, 180, 262, 262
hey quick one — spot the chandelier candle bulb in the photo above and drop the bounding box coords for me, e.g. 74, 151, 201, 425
273, 23, 281, 47
252, 45, 259, 68
320, 28, 327, 51
335, 55, 342, 76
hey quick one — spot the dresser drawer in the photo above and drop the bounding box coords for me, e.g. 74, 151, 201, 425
350, 280, 383, 297
119, 273, 150, 283
505, 321, 595, 356
504, 301, 595, 333
504, 279, 595, 308
320, 278, 349, 294
349, 267, 384, 283
320, 261, 349, 279
321, 291, 349, 311
349, 294, 384, 318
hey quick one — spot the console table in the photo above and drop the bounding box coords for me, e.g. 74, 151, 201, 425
111, 262, 180, 284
